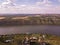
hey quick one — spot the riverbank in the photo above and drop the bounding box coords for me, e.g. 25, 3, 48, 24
0, 34, 60, 45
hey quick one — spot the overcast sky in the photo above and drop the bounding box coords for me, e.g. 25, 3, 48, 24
0, 0, 60, 14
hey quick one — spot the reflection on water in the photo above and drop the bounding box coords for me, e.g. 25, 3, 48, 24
0, 25, 60, 35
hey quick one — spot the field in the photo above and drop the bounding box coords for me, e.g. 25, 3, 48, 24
0, 14, 60, 26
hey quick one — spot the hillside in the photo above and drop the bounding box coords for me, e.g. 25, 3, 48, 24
0, 14, 60, 25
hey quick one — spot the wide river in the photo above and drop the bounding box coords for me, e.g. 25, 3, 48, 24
0, 25, 60, 36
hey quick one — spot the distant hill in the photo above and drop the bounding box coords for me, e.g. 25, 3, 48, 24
0, 14, 60, 26
0, 14, 60, 16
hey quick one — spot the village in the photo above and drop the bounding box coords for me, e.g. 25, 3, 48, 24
0, 33, 60, 45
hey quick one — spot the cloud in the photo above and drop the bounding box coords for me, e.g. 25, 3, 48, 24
58, 0, 60, 2
0, 0, 60, 14
36, 0, 53, 6
0, 0, 16, 8
0, 5, 60, 14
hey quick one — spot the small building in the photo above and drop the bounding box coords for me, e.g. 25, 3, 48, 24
29, 37, 37, 45
4, 39, 13, 43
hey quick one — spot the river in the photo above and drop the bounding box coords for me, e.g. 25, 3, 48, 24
0, 25, 60, 36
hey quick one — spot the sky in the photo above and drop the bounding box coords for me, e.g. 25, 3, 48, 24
0, 0, 60, 14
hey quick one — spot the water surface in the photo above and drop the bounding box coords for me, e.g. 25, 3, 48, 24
0, 25, 60, 35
